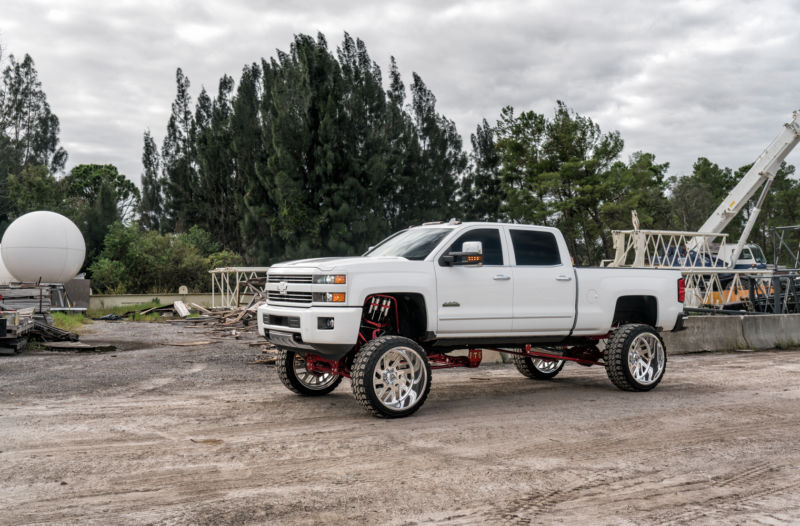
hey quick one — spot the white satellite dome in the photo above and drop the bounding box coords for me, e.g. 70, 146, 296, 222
1, 211, 86, 284
0, 246, 17, 285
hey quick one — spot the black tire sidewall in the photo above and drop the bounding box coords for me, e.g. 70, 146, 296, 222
356, 336, 432, 418
277, 348, 342, 396
613, 325, 667, 391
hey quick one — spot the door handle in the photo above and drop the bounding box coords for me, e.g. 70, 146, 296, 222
493, 274, 511, 281
556, 275, 573, 281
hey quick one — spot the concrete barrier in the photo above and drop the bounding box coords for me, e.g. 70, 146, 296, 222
89, 293, 217, 310
741, 314, 800, 350
664, 313, 800, 354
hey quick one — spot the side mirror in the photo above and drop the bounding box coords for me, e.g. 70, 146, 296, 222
442, 241, 483, 266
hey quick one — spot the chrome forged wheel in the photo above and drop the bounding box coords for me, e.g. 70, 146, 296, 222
627, 333, 665, 386
352, 335, 432, 418
605, 324, 667, 391
276, 348, 343, 396
292, 354, 340, 390
512, 351, 565, 380
372, 347, 428, 410
533, 358, 565, 374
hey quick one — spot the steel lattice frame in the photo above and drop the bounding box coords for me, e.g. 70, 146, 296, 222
209, 267, 270, 309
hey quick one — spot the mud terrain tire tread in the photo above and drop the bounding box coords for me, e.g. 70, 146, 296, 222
351, 335, 431, 418
604, 323, 666, 392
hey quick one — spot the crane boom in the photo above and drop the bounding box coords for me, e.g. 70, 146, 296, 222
697, 111, 800, 235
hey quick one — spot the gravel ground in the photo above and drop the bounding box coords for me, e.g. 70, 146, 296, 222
1, 321, 800, 525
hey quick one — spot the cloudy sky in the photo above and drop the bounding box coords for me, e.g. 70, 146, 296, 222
2, 0, 799, 186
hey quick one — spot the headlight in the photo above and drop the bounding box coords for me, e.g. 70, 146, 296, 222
313, 274, 346, 284
312, 292, 346, 303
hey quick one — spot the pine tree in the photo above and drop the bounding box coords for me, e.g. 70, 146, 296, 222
0, 53, 66, 173
461, 119, 502, 221
139, 130, 163, 231
235, 63, 274, 262
194, 75, 239, 249
161, 68, 197, 232
407, 73, 466, 224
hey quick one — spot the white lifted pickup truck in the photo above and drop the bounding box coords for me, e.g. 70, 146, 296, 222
258, 221, 686, 418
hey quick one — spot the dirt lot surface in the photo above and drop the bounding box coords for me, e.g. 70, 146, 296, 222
2, 321, 800, 525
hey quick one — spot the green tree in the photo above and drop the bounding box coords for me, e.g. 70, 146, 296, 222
0, 53, 67, 173
161, 68, 197, 232
668, 157, 736, 232
236, 63, 273, 262
0, 51, 67, 231
493, 102, 668, 264
60, 164, 140, 269
193, 76, 242, 250
460, 119, 502, 221
151, 33, 470, 263
139, 130, 163, 231
6, 164, 63, 216
90, 223, 212, 293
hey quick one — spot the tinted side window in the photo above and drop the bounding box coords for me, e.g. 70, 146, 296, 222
445, 228, 503, 266
510, 229, 561, 265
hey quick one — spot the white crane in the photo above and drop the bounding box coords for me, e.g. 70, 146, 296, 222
694, 110, 800, 264
610, 110, 800, 270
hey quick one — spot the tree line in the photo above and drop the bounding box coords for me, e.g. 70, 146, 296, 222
1, 35, 799, 293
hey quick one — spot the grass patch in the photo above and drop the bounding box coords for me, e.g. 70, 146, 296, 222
87, 300, 165, 322
51, 312, 91, 332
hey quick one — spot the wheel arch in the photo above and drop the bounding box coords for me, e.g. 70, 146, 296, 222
362, 292, 429, 342
612, 295, 658, 328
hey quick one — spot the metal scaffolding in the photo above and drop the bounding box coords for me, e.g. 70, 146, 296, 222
209, 267, 270, 309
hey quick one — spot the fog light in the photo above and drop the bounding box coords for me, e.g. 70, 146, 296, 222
318, 317, 335, 330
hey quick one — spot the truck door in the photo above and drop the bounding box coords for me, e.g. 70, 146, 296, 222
508, 228, 576, 334
434, 227, 513, 335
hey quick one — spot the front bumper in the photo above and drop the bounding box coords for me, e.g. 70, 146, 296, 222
257, 304, 362, 360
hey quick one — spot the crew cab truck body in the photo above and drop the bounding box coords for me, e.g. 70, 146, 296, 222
258, 222, 686, 418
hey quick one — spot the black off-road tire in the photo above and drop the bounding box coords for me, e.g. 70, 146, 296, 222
605, 324, 667, 392
351, 335, 432, 418
276, 348, 342, 396
512, 353, 565, 379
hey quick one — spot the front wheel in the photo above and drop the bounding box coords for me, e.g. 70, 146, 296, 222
276, 348, 343, 396
604, 324, 666, 391
351, 335, 432, 418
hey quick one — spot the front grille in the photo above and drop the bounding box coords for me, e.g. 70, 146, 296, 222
265, 314, 301, 328
268, 291, 312, 304
268, 274, 313, 283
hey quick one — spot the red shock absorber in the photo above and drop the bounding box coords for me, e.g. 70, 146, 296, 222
357, 294, 400, 348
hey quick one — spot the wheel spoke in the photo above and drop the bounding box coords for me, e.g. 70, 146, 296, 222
626, 333, 664, 386
292, 355, 338, 390
370, 346, 428, 411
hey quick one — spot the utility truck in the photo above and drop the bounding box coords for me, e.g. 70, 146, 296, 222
258, 222, 686, 418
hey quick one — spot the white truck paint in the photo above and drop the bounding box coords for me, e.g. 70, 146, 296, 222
257, 222, 684, 356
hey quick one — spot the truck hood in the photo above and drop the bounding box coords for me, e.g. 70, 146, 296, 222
271, 256, 410, 271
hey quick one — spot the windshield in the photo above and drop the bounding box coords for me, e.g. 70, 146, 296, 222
365, 228, 451, 260
750, 245, 767, 264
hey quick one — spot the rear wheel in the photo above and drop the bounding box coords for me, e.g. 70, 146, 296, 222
605, 324, 666, 391
351, 335, 431, 418
512, 353, 565, 379
276, 348, 342, 396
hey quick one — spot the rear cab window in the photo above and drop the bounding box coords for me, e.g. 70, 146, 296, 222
509, 229, 561, 266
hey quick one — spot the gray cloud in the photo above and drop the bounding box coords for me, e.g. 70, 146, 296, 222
2, 0, 799, 190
